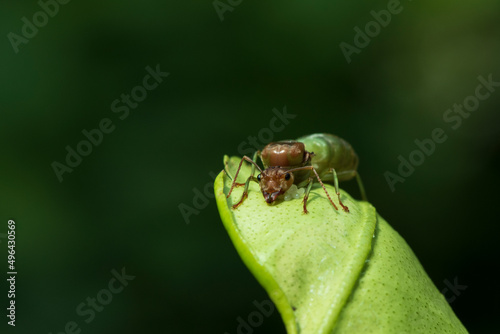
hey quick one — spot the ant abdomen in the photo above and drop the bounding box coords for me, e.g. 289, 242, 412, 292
297, 133, 359, 182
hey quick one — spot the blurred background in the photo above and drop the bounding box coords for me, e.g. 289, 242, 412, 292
1, 0, 499, 333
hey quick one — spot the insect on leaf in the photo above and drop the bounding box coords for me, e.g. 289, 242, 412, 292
215, 155, 468, 334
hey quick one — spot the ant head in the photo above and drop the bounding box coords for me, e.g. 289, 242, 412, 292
257, 167, 294, 203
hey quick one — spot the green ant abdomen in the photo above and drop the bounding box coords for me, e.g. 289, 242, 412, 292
297, 133, 359, 181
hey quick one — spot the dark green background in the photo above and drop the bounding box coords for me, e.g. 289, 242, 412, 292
1, 1, 499, 333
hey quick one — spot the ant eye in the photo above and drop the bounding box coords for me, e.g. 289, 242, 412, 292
285, 173, 291, 181
257, 174, 261, 181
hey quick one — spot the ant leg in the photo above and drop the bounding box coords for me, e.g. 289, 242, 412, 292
327, 168, 349, 212
223, 156, 238, 183
301, 177, 314, 214
224, 156, 247, 187
288, 166, 340, 212
226, 154, 263, 209
334, 170, 367, 202
248, 150, 261, 182
355, 173, 368, 201
227, 156, 250, 198
226, 155, 262, 198
232, 175, 258, 209
228, 151, 261, 186
231, 151, 262, 207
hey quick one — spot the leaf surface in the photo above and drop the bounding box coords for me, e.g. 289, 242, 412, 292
215, 156, 467, 334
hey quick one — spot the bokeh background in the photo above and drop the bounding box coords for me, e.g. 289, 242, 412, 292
1, 1, 499, 333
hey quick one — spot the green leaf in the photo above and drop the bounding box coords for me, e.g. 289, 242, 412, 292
215, 156, 468, 334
